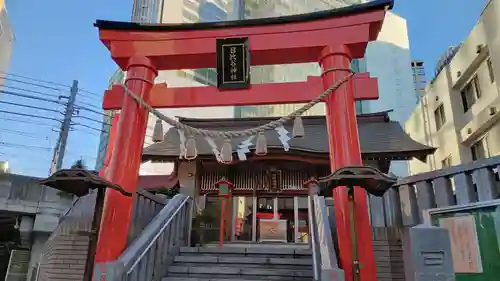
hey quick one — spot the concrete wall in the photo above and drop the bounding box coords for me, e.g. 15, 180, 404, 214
0, 173, 74, 279
406, 0, 500, 175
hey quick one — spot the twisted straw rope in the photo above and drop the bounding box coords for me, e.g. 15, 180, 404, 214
122, 68, 354, 139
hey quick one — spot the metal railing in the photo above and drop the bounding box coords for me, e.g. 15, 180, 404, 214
127, 189, 169, 244
309, 194, 344, 281
94, 194, 193, 281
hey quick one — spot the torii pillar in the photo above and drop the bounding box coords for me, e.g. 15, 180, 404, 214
93, 1, 393, 280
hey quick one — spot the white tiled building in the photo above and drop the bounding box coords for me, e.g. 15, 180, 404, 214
405, 0, 500, 175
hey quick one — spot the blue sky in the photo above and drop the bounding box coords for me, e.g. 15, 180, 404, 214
0, 0, 489, 177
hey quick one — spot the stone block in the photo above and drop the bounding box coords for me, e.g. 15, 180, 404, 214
403, 224, 455, 281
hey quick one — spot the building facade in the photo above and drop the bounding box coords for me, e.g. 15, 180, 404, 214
363, 11, 415, 176
0, 0, 14, 93
405, 0, 500, 175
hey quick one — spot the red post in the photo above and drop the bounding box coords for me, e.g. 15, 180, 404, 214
219, 198, 226, 248
95, 57, 158, 262
319, 45, 376, 281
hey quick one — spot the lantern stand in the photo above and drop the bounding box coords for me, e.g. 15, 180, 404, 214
38, 168, 132, 281
319, 166, 397, 281
215, 177, 234, 249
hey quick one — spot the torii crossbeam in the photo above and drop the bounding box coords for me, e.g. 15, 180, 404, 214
93, 1, 393, 281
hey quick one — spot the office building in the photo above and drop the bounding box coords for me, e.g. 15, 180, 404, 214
235, 0, 370, 118
363, 11, 415, 176
405, 0, 500, 175
0, 0, 14, 93
94, 70, 123, 171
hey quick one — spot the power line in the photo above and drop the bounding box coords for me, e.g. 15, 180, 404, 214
73, 128, 100, 136
0, 73, 106, 173
0, 128, 52, 139
75, 100, 102, 111
78, 89, 102, 99
0, 89, 66, 105
2, 84, 66, 99
75, 104, 108, 117
0, 100, 64, 115
0, 141, 52, 152
71, 122, 106, 133
0, 71, 71, 89
73, 115, 110, 126
0, 109, 63, 123
0, 116, 60, 129
0, 76, 67, 92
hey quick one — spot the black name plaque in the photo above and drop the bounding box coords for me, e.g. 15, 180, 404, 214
216, 37, 250, 89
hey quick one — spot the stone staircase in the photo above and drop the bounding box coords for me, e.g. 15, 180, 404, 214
163, 245, 314, 281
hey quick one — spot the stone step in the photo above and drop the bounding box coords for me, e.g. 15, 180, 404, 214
179, 247, 311, 258
168, 265, 313, 278
174, 255, 313, 267
175, 262, 309, 270
163, 276, 311, 281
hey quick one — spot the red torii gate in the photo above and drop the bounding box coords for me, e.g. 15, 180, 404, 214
94, 1, 393, 281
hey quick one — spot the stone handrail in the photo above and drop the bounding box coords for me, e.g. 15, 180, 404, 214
309, 194, 344, 281
393, 155, 500, 226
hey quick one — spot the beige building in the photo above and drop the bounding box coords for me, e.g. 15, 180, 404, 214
405, 0, 500, 175
0, 0, 14, 92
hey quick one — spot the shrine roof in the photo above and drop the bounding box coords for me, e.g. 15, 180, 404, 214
142, 111, 435, 162
94, 0, 393, 32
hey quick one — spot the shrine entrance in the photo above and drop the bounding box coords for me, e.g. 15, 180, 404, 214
230, 196, 310, 244
94, 2, 394, 280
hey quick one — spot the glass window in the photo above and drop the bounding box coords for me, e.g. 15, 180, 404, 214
470, 137, 489, 161
460, 76, 481, 112
434, 104, 446, 130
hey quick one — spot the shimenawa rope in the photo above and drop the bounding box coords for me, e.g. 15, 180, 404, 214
120, 68, 354, 139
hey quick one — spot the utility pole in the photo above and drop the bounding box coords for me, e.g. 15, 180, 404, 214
49, 80, 78, 174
